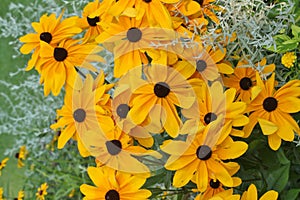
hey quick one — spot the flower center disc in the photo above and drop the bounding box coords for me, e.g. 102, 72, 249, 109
127, 27, 142, 42
15, 153, 20, 159
73, 108, 86, 123
105, 190, 120, 200
263, 97, 278, 112
209, 179, 220, 189
196, 60, 207, 72
194, 0, 204, 6
154, 82, 170, 98
196, 145, 212, 160
106, 140, 122, 155
87, 16, 100, 27
239, 77, 253, 90
40, 32, 52, 43
116, 104, 130, 119
54, 47, 68, 61
204, 112, 217, 125
143, 0, 152, 3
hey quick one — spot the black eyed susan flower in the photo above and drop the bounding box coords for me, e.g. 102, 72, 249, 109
19, 12, 82, 71
112, 86, 154, 147
195, 188, 240, 200
37, 39, 104, 96
77, 0, 114, 42
0, 157, 9, 176
80, 166, 152, 200
162, 117, 248, 192
222, 58, 275, 103
50, 74, 114, 157
15, 146, 27, 168
36, 183, 48, 200
182, 81, 249, 137
243, 73, 300, 150
241, 184, 278, 200
81, 125, 152, 175
192, 0, 223, 24
14, 191, 24, 200
96, 16, 175, 78
108, 0, 179, 28
128, 64, 199, 138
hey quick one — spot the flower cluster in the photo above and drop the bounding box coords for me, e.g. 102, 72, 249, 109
13, 0, 300, 199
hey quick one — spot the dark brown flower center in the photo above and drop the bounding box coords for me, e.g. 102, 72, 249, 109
39, 190, 43, 195
105, 190, 120, 200
263, 97, 278, 112
143, 0, 152, 3
106, 140, 122, 155
116, 104, 130, 119
15, 153, 20, 159
87, 16, 100, 27
194, 0, 204, 6
196, 60, 207, 72
54, 47, 68, 61
196, 145, 212, 160
127, 27, 142, 42
239, 77, 253, 90
209, 179, 220, 189
154, 82, 170, 98
73, 108, 86, 123
204, 112, 217, 125
40, 32, 52, 43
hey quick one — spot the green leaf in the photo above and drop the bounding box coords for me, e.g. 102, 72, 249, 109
283, 189, 300, 200
266, 163, 290, 192
291, 25, 300, 39
276, 148, 290, 165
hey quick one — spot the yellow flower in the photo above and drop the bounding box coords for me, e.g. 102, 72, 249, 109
196, 189, 240, 200
281, 52, 297, 68
36, 183, 48, 200
81, 125, 152, 175
15, 191, 25, 200
80, 166, 151, 200
50, 74, 114, 157
112, 85, 154, 147
0, 157, 9, 176
243, 73, 300, 150
77, 0, 113, 42
222, 58, 275, 103
19, 12, 81, 71
162, 117, 248, 192
241, 184, 278, 200
127, 65, 198, 138
182, 81, 249, 137
38, 39, 104, 96
15, 146, 28, 168
0, 187, 4, 200
108, 0, 179, 28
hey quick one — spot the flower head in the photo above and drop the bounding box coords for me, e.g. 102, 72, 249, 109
15, 146, 27, 168
36, 183, 48, 200
80, 166, 151, 200
162, 117, 248, 192
50, 74, 114, 157
241, 184, 278, 200
38, 39, 104, 96
19, 12, 81, 71
0, 158, 9, 176
15, 191, 25, 200
281, 52, 297, 68
243, 73, 300, 150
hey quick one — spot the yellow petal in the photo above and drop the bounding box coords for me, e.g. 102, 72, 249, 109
257, 118, 278, 135
260, 190, 278, 200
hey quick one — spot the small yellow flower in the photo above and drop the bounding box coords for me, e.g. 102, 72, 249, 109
0, 187, 4, 200
0, 157, 9, 176
16, 190, 25, 200
281, 52, 297, 68
15, 146, 28, 168
36, 183, 48, 200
